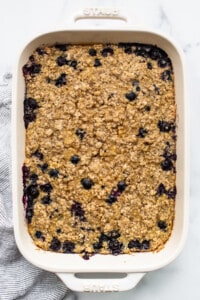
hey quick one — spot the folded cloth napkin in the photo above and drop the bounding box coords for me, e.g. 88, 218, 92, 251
0, 74, 75, 300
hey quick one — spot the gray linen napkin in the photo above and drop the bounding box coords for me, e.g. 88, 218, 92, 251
0, 74, 75, 300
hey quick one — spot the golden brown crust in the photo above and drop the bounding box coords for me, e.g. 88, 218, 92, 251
23, 43, 176, 256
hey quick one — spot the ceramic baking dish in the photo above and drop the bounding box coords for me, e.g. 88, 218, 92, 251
12, 8, 189, 292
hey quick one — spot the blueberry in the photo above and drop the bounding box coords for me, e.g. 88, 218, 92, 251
26, 208, 34, 223
49, 237, 61, 251
134, 44, 150, 58
22, 165, 29, 184
23, 63, 41, 76
150, 47, 167, 60
157, 183, 166, 196
101, 47, 114, 57
117, 181, 127, 192
94, 58, 102, 67
128, 239, 142, 249
108, 240, 123, 255
39, 163, 48, 173
106, 194, 117, 205
24, 113, 36, 128
82, 252, 90, 260
137, 127, 148, 138
141, 240, 150, 250
24, 98, 39, 110
36, 47, 47, 55
147, 62, 153, 69
70, 60, 78, 69
56, 228, 61, 234
29, 55, 35, 62
125, 91, 137, 101
124, 47, 132, 54
56, 56, 67, 66
55, 73, 67, 87
166, 186, 176, 200
158, 120, 174, 132
70, 155, 80, 164
89, 48, 97, 56
55, 44, 68, 51
136, 86, 141, 92
108, 230, 121, 240
158, 58, 170, 68
32, 149, 44, 160
75, 128, 86, 140
158, 221, 167, 231
161, 70, 172, 81
40, 183, 53, 193
81, 178, 94, 190
132, 79, 140, 86
144, 105, 151, 112
41, 195, 52, 205
118, 42, 134, 48
161, 158, 173, 171
93, 242, 103, 250
99, 233, 109, 242
26, 184, 39, 199
71, 201, 86, 221
30, 173, 38, 182
62, 240, 75, 253
35, 231, 42, 238
49, 169, 59, 177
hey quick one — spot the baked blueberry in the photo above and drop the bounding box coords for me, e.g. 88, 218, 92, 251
158, 120, 174, 132
36, 47, 47, 55
117, 181, 127, 192
70, 155, 80, 164
158, 221, 167, 231
32, 149, 43, 160
75, 128, 86, 140
40, 183, 53, 193
99, 233, 109, 242
128, 239, 142, 249
56, 228, 62, 234
26, 208, 34, 223
22, 165, 29, 184
81, 178, 94, 190
125, 91, 137, 101
24, 98, 39, 110
89, 48, 97, 56
93, 242, 103, 250
71, 201, 86, 221
161, 70, 172, 81
161, 158, 173, 171
94, 58, 102, 67
108, 230, 121, 240
144, 105, 151, 111
55, 73, 67, 87
101, 47, 114, 57
49, 169, 59, 177
147, 62, 153, 69
24, 113, 36, 128
62, 240, 75, 253
141, 240, 150, 250
23, 63, 41, 76
56, 56, 67, 66
158, 58, 169, 68
157, 183, 166, 196
108, 239, 123, 255
35, 231, 42, 238
150, 47, 167, 60
49, 237, 61, 251
30, 173, 38, 183
26, 184, 39, 199
137, 127, 148, 138
124, 46, 132, 54
106, 194, 117, 205
166, 186, 177, 199
70, 60, 78, 69
41, 195, 52, 205
55, 44, 68, 51
39, 163, 48, 173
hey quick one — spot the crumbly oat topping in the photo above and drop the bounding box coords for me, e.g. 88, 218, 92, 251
22, 43, 176, 258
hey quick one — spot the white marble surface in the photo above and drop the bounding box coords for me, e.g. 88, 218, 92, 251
0, 0, 199, 299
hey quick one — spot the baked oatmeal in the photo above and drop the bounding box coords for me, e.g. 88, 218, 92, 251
22, 43, 176, 258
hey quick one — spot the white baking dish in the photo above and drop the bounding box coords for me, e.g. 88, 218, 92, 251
12, 8, 189, 292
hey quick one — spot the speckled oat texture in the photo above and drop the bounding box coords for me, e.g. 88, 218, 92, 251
22, 43, 176, 258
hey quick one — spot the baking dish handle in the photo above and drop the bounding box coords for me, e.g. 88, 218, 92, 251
56, 272, 145, 292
